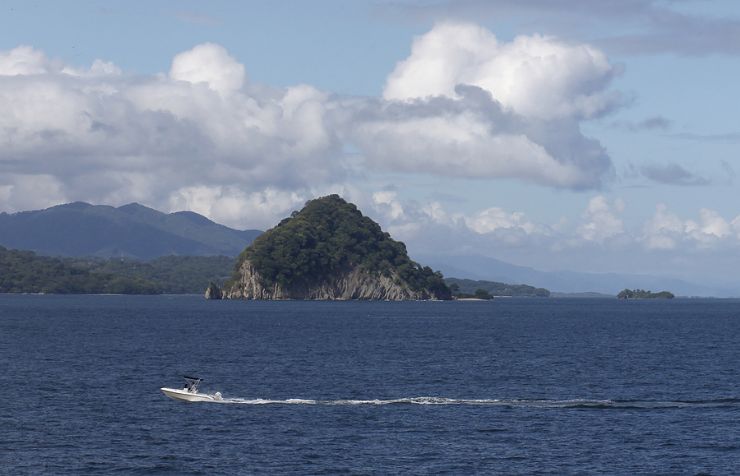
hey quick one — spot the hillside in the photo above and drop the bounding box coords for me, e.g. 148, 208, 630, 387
0, 246, 160, 294
0, 202, 261, 259
0, 247, 235, 294
94, 255, 235, 294
224, 195, 451, 300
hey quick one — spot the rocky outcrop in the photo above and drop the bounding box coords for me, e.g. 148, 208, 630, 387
215, 195, 451, 301
204, 282, 223, 300
223, 260, 433, 300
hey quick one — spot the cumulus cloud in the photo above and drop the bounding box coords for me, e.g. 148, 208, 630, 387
0, 174, 66, 211
0, 25, 619, 224
372, 191, 406, 221
465, 207, 539, 235
577, 196, 624, 243
642, 204, 684, 250
0, 44, 342, 219
168, 186, 306, 229
359, 193, 740, 278
686, 209, 732, 246
359, 23, 617, 189
347, 93, 599, 188
643, 204, 735, 250
365, 193, 550, 251
384, 22, 621, 120
0, 45, 51, 75
169, 43, 245, 94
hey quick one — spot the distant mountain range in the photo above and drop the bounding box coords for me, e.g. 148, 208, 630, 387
2, 202, 736, 297
0, 202, 262, 259
416, 254, 737, 298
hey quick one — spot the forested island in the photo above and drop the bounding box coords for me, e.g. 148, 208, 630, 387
617, 289, 675, 299
0, 246, 232, 294
446, 278, 550, 298
221, 195, 451, 300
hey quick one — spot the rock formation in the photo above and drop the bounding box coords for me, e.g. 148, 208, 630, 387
204, 282, 222, 300
219, 195, 451, 301
224, 261, 433, 300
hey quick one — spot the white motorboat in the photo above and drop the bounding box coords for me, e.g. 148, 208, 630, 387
161, 376, 223, 403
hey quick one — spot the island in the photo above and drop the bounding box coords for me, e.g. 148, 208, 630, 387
217, 195, 452, 300
446, 278, 550, 298
617, 289, 675, 299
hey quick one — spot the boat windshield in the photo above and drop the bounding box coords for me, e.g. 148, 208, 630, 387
183, 376, 203, 393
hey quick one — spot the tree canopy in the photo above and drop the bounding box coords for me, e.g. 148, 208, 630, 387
0, 246, 160, 294
617, 288, 675, 299
232, 195, 451, 299
445, 278, 550, 298
0, 246, 234, 294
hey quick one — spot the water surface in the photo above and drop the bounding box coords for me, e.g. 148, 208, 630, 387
2, 296, 738, 474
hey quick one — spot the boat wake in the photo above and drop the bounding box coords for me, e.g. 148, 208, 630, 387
210, 396, 740, 409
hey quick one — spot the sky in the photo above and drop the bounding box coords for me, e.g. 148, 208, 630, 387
1, 0, 740, 287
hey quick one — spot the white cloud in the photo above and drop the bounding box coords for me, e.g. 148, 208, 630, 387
372, 191, 405, 220
350, 106, 591, 187
644, 205, 734, 250
365, 192, 551, 251
577, 196, 624, 242
0, 44, 343, 221
168, 186, 306, 229
643, 204, 683, 250
384, 22, 620, 120
0, 45, 50, 76
346, 85, 613, 189
685, 209, 731, 246
354, 22, 619, 189
169, 43, 245, 94
465, 207, 538, 235
0, 27, 619, 226
0, 174, 66, 212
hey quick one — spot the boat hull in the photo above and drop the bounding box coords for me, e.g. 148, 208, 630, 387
160, 387, 218, 402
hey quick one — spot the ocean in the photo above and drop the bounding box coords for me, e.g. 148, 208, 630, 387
2, 295, 739, 474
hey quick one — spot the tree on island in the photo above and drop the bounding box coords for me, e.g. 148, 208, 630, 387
474, 289, 493, 300
226, 195, 452, 300
445, 277, 549, 298
617, 289, 675, 299
447, 283, 493, 299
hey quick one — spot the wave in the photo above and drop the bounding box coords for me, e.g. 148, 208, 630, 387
209, 396, 740, 409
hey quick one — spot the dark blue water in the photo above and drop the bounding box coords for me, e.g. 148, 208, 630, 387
2, 296, 739, 474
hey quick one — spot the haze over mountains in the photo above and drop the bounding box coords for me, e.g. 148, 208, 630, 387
0, 202, 261, 259
0, 202, 732, 296
418, 254, 735, 298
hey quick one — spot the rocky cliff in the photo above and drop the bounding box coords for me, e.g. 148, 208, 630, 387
224, 260, 434, 300
204, 281, 223, 300
219, 195, 451, 301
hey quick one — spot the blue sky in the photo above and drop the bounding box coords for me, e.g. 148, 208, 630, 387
2, 0, 740, 287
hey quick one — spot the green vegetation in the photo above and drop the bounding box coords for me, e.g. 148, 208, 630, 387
446, 278, 550, 298
0, 246, 160, 294
232, 195, 451, 299
617, 289, 675, 299
473, 289, 493, 300
92, 255, 234, 294
0, 247, 234, 294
